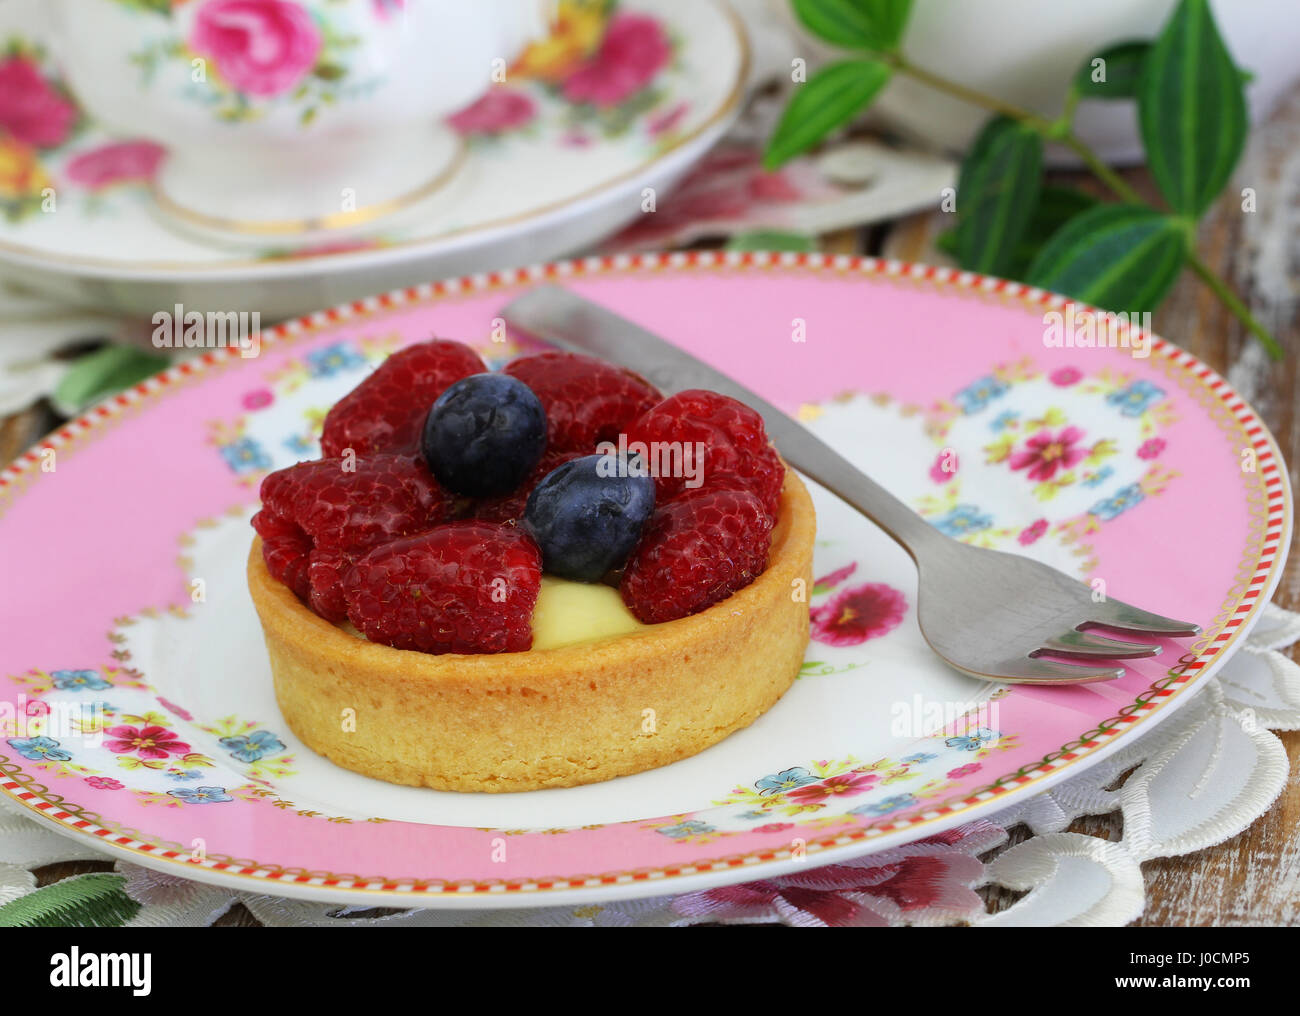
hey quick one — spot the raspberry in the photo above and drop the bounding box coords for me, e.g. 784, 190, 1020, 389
251, 509, 312, 601
503, 351, 661, 452
620, 488, 774, 624
626, 389, 784, 518
320, 339, 486, 458
253, 454, 453, 621
468, 447, 587, 523
343, 522, 543, 653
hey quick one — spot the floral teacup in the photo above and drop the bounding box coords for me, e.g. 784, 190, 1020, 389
48, 0, 548, 243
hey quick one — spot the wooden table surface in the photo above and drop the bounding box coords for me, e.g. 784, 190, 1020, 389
5, 90, 1298, 927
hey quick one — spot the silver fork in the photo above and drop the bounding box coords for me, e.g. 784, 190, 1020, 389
501, 285, 1200, 685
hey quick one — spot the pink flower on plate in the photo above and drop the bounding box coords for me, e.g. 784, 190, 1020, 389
561, 13, 670, 108
0, 57, 78, 148
1008, 426, 1087, 482
813, 562, 857, 591
104, 724, 191, 760
1137, 437, 1166, 460
752, 822, 795, 834
928, 449, 958, 484
240, 388, 274, 411
157, 696, 194, 722
787, 772, 879, 805
810, 583, 908, 647
190, 0, 323, 98
84, 776, 123, 790
946, 763, 981, 780
1049, 366, 1082, 387
65, 141, 166, 190
1018, 518, 1048, 546
647, 101, 688, 138
448, 89, 538, 135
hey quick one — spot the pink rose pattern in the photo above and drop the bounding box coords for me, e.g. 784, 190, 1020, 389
190, 0, 323, 98
65, 141, 166, 190
0, 56, 78, 148
448, 89, 538, 136
562, 13, 671, 108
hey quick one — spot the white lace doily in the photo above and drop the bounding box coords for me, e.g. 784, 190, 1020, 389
2, 602, 1295, 927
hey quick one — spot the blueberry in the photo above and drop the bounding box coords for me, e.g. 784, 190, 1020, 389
523, 454, 656, 582
422, 373, 546, 497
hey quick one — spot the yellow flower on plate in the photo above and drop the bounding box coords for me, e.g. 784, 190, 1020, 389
513, 0, 611, 81
0, 132, 52, 204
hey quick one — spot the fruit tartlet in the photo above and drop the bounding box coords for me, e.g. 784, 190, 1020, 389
247, 338, 815, 791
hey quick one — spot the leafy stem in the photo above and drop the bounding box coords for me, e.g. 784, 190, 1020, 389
881, 48, 1281, 359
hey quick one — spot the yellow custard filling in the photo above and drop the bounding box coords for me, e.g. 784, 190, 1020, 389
530, 576, 646, 650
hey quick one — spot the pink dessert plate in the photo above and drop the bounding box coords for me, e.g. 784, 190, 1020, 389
0, 252, 1290, 908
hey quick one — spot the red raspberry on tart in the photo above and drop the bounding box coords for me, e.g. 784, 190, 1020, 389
502, 350, 661, 452
252, 453, 453, 622
320, 338, 486, 457
626, 389, 785, 518
620, 487, 775, 623
342, 521, 543, 654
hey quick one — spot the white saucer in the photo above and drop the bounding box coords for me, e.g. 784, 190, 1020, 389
0, 0, 747, 319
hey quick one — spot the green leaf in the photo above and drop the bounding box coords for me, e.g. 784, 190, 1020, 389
792, 0, 914, 51
953, 116, 1044, 276
726, 230, 817, 253
313, 62, 346, 81
0, 873, 141, 928
763, 59, 891, 169
52, 344, 169, 415
1008, 186, 1098, 276
1138, 0, 1248, 216
1026, 204, 1188, 312
1074, 40, 1150, 99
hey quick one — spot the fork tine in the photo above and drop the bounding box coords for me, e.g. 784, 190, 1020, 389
989, 658, 1125, 685
1038, 630, 1162, 660
1086, 598, 1201, 637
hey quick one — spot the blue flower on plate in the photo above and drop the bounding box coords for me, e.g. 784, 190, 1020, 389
1082, 465, 1114, 488
7, 736, 72, 762
282, 433, 317, 456
945, 728, 998, 751
739, 811, 770, 821
305, 342, 365, 378
933, 504, 993, 538
1089, 483, 1145, 521
850, 793, 917, 817
166, 769, 203, 782
1106, 380, 1165, 417
51, 669, 112, 692
991, 410, 1019, 432
658, 819, 715, 839
220, 437, 272, 474
954, 376, 1009, 415
167, 786, 233, 804
902, 752, 939, 765
219, 730, 285, 764
755, 767, 818, 795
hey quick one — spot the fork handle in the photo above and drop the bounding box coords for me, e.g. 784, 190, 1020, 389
501, 285, 944, 559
